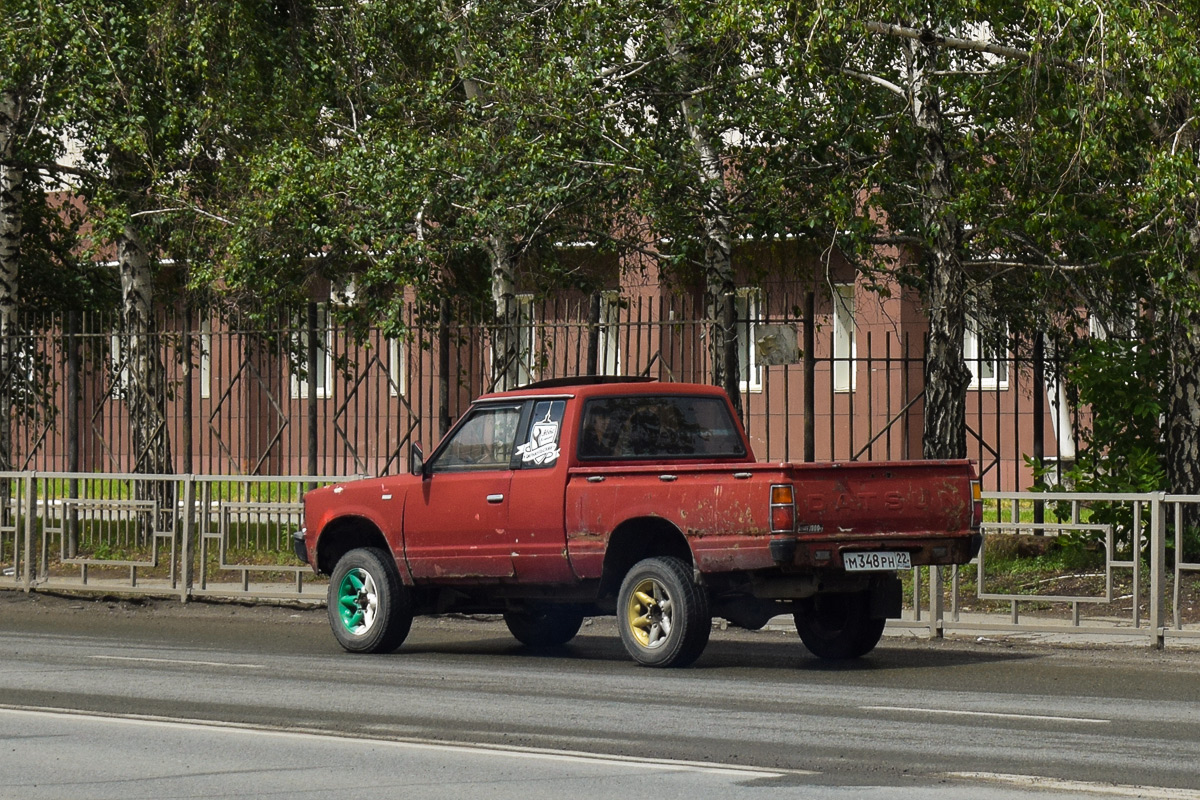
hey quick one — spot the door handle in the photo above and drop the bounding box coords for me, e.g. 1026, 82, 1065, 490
486, 494, 505, 504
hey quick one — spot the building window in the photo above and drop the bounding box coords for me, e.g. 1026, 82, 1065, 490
833, 284, 856, 393
596, 291, 622, 376
736, 288, 763, 393
516, 294, 537, 386
388, 336, 407, 398
965, 323, 1009, 391
490, 295, 538, 388
291, 304, 334, 399
109, 334, 130, 396
199, 318, 212, 400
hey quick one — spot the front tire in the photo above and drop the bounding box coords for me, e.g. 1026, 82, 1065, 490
504, 605, 585, 647
793, 590, 885, 660
327, 547, 412, 654
617, 556, 710, 667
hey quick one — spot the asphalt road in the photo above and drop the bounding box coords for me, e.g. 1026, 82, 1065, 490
2, 591, 1199, 799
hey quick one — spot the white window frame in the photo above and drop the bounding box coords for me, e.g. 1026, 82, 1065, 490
516, 294, 537, 387
965, 322, 1009, 391
109, 334, 130, 396
735, 287, 763, 393
489, 295, 538, 388
597, 290, 622, 376
291, 304, 334, 400
388, 336, 407, 398
833, 284, 856, 393
199, 318, 212, 400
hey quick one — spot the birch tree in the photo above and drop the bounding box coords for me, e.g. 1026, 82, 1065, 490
50, 0, 318, 495
583, 1, 840, 416
0, 0, 78, 476
219, 1, 630, 392
1015, 1, 1200, 497
785, 3, 1054, 459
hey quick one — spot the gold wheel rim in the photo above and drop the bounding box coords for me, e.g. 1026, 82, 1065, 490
626, 577, 673, 649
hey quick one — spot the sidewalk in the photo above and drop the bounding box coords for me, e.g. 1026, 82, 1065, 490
761, 611, 1200, 649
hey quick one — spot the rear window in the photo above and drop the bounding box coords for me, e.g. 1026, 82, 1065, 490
577, 395, 746, 461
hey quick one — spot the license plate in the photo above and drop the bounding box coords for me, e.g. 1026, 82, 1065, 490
842, 551, 911, 571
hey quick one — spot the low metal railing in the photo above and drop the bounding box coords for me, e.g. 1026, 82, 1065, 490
3, 476, 1197, 648
0, 472, 354, 602
902, 491, 1200, 647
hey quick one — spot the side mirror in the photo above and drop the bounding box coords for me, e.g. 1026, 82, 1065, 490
410, 443, 425, 477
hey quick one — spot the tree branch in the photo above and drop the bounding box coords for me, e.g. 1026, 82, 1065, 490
863, 20, 1085, 74
841, 68, 905, 98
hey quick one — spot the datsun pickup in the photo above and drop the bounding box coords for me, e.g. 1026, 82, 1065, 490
295, 377, 982, 667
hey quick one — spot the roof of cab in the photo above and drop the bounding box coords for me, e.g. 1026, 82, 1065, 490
474, 376, 729, 402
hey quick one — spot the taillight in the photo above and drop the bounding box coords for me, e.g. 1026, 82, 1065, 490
970, 479, 983, 529
770, 484, 796, 533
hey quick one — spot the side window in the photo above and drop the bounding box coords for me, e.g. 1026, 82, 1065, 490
515, 400, 566, 469
578, 395, 746, 460
431, 404, 522, 472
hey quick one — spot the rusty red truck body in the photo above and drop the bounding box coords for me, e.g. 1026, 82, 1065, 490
295, 378, 982, 667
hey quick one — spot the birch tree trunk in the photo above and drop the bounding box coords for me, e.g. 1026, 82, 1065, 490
1165, 310, 1200, 496
117, 221, 174, 536
663, 20, 742, 416
445, 3, 523, 391
908, 37, 969, 459
1163, 126, 1200, 501
486, 234, 521, 391
0, 89, 22, 477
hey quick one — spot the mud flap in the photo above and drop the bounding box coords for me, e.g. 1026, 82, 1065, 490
868, 573, 903, 619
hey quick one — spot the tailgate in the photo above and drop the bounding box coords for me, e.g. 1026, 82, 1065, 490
778, 459, 982, 569
788, 460, 978, 536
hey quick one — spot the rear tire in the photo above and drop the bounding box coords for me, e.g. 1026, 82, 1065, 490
327, 547, 412, 654
617, 556, 710, 667
504, 605, 585, 647
793, 590, 885, 660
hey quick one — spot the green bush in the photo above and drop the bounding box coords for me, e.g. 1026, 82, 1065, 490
1030, 332, 1166, 558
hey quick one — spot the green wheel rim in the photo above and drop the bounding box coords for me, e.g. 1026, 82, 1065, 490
337, 568, 379, 635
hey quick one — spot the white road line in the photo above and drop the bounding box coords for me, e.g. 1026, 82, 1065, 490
0, 705, 806, 779
861, 705, 1110, 724
89, 655, 266, 669
948, 772, 1200, 799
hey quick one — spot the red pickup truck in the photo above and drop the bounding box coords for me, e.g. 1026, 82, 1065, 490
295, 378, 982, 667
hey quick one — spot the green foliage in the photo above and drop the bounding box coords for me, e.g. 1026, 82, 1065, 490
1030, 331, 1166, 555
1050, 332, 1167, 494
5, 0, 1200, 487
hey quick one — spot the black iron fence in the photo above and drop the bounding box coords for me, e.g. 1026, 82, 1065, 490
0, 298, 1071, 491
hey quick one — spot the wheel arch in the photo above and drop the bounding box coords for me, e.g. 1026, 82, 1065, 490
315, 516, 393, 576
598, 516, 693, 599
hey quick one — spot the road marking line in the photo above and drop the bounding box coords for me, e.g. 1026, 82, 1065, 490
0, 704, 808, 779
89, 655, 266, 669
861, 705, 1110, 724
948, 772, 1200, 799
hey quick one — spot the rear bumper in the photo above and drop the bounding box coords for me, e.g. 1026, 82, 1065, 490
769, 531, 982, 570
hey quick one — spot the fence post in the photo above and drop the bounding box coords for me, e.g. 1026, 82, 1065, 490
1150, 492, 1166, 648
803, 292, 815, 463
182, 310, 193, 474
21, 472, 34, 592
1032, 336, 1045, 528
180, 475, 195, 603
929, 565, 945, 638
586, 292, 600, 376
306, 302, 319, 484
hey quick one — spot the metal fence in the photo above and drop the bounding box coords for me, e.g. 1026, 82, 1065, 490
0, 472, 342, 603
2, 299, 1072, 493
3, 474, 1197, 648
